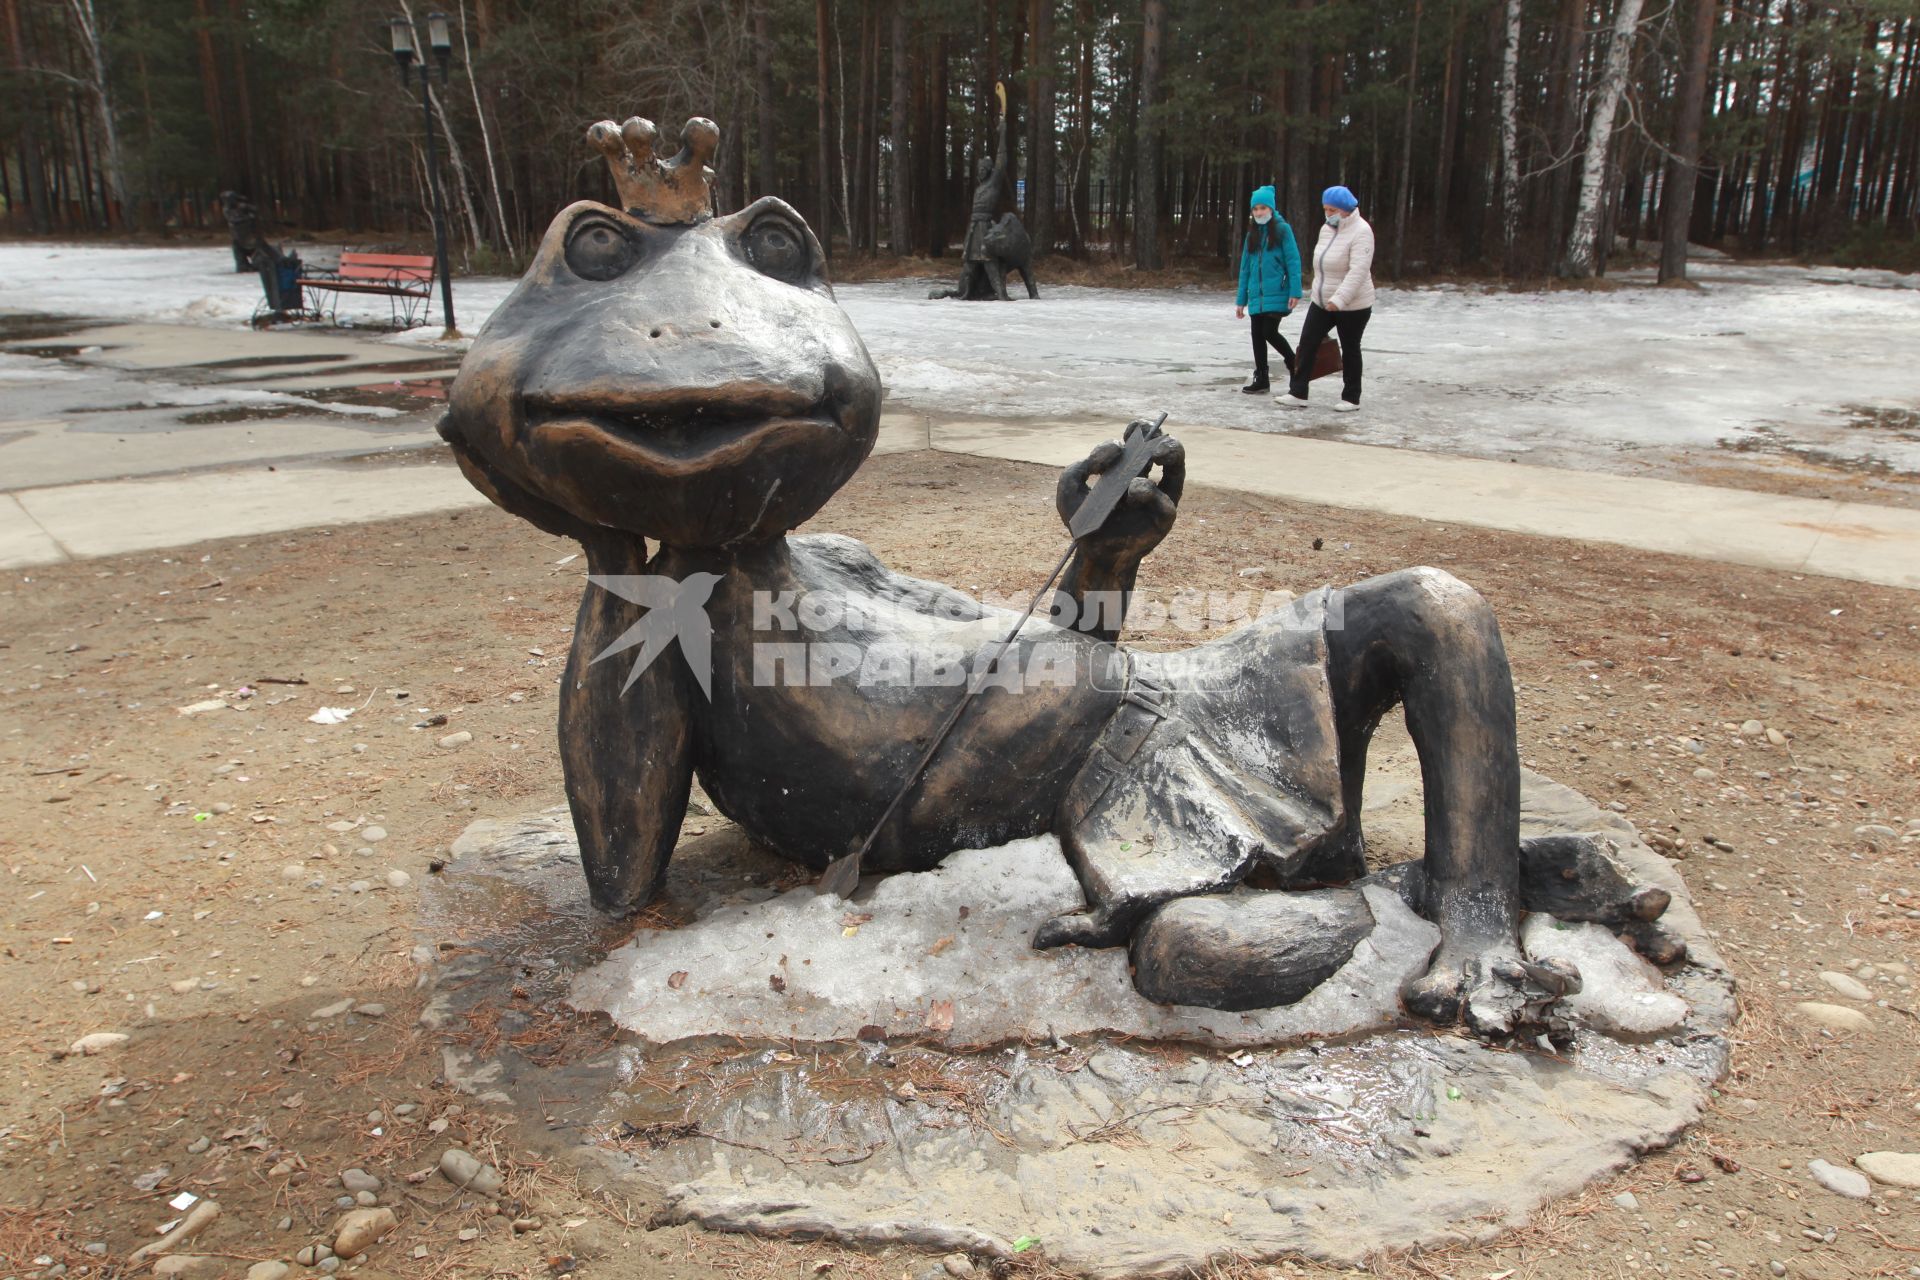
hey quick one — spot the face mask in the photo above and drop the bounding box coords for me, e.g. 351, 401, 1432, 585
1325, 213, 1344, 228
1252, 210, 1272, 225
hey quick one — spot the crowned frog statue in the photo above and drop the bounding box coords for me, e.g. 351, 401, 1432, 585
440, 115, 1682, 1037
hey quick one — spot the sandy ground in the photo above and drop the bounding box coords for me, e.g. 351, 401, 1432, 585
3, 449, 1918, 1280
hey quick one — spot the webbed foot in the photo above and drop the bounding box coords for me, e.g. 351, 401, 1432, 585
1620, 917, 1688, 966
1405, 942, 1581, 1040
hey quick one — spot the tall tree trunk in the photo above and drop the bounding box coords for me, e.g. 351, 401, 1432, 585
1837, 22, 1876, 219
832, 4, 853, 250
1286, 0, 1314, 221
1461, 15, 1501, 261
62, 0, 126, 224
1069, 0, 1092, 255
1562, 0, 1648, 277
928, 33, 951, 254
888, 0, 910, 253
909, 31, 932, 250
1, 0, 50, 231
222, 0, 256, 197
190, 0, 239, 190
1027, 0, 1056, 255
753, 0, 777, 200
849, 0, 874, 252
1496, 0, 1521, 272
1544, 0, 1587, 267
427, 83, 484, 260
1133, 0, 1165, 270
1657, 0, 1717, 280
1393, 0, 1424, 276
458, 0, 513, 259
1430, 0, 1462, 264
815, 0, 836, 252
1774, 5, 1812, 254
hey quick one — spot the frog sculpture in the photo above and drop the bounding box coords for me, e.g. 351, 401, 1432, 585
440, 115, 1683, 1037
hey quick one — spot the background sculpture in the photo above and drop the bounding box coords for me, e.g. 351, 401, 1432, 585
219, 191, 261, 273
440, 112, 1684, 1040
929, 84, 1038, 301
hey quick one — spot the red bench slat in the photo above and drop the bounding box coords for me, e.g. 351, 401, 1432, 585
339, 264, 434, 283
340, 252, 437, 269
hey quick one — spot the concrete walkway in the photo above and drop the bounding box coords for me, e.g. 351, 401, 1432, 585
915, 416, 1920, 591
5, 411, 1919, 591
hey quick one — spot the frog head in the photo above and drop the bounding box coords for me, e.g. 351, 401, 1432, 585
441, 116, 882, 551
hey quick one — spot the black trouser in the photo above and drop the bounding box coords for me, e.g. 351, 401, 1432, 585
1289, 303, 1373, 404
1248, 311, 1295, 384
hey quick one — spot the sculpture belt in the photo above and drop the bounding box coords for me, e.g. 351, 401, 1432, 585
1063, 661, 1183, 825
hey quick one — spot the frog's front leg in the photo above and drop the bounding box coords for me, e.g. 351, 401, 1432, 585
560, 541, 699, 914
1327, 567, 1578, 1037
1051, 431, 1185, 643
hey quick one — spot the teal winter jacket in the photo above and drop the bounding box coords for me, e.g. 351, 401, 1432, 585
1237, 203, 1302, 316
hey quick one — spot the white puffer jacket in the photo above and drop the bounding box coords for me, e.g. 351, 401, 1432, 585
1307, 211, 1376, 312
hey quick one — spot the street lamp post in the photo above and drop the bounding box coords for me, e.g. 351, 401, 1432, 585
389, 12, 459, 340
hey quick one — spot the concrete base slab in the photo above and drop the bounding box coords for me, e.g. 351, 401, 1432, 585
417, 751, 1731, 1277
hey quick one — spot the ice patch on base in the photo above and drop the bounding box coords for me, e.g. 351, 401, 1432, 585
569, 838, 1440, 1047
1523, 915, 1689, 1036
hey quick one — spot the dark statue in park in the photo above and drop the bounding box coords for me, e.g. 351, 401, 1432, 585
929, 84, 1038, 302
440, 114, 1683, 1038
220, 190, 262, 273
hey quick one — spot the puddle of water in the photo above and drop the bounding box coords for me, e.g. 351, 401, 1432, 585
0, 313, 92, 344
1721, 415, 1919, 477
8, 343, 96, 360
177, 404, 315, 425
56, 380, 449, 426
313, 357, 462, 377
1841, 403, 1920, 439
299, 378, 451, 411
185, 353, 354, 371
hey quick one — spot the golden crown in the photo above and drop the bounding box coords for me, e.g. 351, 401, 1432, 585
587, 115, 718, 225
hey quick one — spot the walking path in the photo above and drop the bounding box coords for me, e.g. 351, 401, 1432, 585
3, 312, 1915, 587
6, 410, 1918, 590
918, 416, 1920, 591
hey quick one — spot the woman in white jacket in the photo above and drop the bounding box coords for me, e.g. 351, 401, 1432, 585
1276, 186, 1375, 412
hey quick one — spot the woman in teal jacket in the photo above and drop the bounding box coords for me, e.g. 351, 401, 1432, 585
1234, 184, 1302, 393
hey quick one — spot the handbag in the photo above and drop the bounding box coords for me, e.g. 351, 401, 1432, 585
1309, 337, 1343, 381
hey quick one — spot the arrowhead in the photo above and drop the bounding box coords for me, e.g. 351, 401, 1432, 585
815, 851, 863, 899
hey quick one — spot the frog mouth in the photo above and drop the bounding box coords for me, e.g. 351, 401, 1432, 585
523, 389, 846, 475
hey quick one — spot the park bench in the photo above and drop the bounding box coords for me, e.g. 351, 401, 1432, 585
296, 251, 439, 330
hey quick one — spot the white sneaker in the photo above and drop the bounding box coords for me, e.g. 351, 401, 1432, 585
1332, 400, 1360, 413
1273, 394, 1309, 408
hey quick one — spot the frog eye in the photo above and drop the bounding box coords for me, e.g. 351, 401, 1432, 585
563, 217, 639, 282
743, 215, 811, 285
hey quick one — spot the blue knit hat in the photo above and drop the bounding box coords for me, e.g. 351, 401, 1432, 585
1322, 185, 1359, 211
1249, 184, 1277, 210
